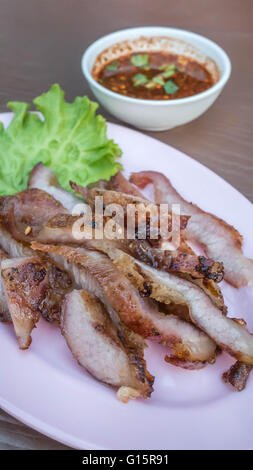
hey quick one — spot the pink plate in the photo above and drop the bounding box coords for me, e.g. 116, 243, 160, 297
0, 112, 253, 450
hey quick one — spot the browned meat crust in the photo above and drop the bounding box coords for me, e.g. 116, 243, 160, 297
222, 361, 252, 392
123, 239, 223, 283
39, 259, 73, 323
0, 214, 72, 324
1, 256, 48, 348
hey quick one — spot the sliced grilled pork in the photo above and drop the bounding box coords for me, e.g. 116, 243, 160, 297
0, 188, 67, 243
1, 256, 48, 349
0, 223, 72, 324
107, 249, 253, 365
130, 171, 253, 288
32, 242, 217, 365
28, 162, 80, 212
62, 289, 154, 401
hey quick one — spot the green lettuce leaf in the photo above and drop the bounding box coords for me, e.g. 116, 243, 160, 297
0, 84, 122, 196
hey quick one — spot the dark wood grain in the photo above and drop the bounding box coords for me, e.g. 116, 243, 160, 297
0, 0, 252, 450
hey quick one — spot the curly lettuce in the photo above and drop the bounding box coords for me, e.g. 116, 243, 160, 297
0, 84, 122, 195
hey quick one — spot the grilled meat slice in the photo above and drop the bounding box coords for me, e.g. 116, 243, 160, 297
0, 187, 72, 322
0, 246, 11, 322
28, 162, 80, 212
108, 249, 253, 365
0, 188, 67, 243
0, 222, 72, 324
1, 256, 48, 349
32, 242, 217, 365
131, 171, 253, 288
222, 361, 252, 392
62, 289, 154, 401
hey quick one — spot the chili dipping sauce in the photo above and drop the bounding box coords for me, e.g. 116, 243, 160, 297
96, 51, 215, 100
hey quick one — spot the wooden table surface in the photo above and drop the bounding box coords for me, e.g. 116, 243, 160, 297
0, 0, 252, 450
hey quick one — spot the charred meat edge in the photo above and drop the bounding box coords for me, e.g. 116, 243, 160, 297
222, 361, 252, 392
0, 222, 73, 324
1, 256, 48, 349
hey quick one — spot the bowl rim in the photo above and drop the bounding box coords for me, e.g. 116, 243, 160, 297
81, 26, 231, 107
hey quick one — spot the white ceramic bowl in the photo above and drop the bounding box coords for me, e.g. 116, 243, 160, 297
81, 27, 231, 131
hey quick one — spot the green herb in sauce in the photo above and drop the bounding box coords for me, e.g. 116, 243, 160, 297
130, 54, 148, 67
164, 80, 179, 95
144, 81, 156, 89
162, 64, 178, 78
106, 60, 120, 71
132, 73, 148, 86
152, 76, 165, 86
